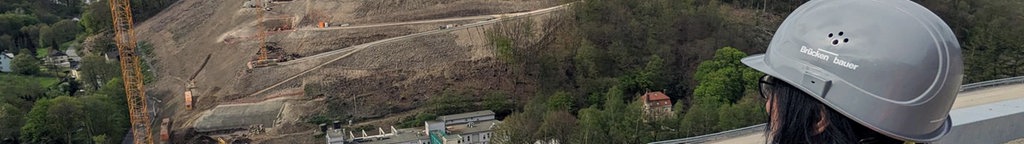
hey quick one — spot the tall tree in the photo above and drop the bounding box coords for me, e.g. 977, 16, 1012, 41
0, 34, 13, 53
20, 95, 127, 144
0, 102, 24, 142
81, 1, 112, 34
535, 111, 577, 143
78, 55, 118, 90
12, 49, 40, 75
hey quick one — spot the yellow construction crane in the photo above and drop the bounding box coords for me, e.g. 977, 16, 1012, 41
107, 0, 153, 143
256, 2, 270, 66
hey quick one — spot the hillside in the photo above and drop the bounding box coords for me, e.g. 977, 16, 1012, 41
133, 0, 562, 143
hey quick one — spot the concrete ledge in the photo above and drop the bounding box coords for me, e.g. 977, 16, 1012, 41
194, 100, 286, 133
937, 98, 1024, 144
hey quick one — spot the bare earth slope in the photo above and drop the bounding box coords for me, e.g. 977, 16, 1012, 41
134, 0, 559, 142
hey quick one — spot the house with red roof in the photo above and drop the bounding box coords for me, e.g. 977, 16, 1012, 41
641, 91, 673, 120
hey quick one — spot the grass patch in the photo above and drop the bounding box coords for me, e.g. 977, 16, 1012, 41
0, 74, 59, 86
36, 48, 48, 59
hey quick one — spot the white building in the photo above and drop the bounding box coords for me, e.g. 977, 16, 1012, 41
0, 52, 13, 72
440, 110, 495, 126
332, 110, 501, 144
445, 120, 499, 144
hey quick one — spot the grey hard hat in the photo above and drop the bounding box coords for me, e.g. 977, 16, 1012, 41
742, 0, 963, 142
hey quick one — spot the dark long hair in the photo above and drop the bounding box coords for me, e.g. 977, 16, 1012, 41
764, 77, 903, 144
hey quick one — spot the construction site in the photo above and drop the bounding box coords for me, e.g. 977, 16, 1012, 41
129, 0, 568, 143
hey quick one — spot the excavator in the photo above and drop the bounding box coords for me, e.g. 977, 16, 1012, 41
182, 54, 212, 110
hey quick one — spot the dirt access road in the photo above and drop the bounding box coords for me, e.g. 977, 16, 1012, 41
302, 3, 571, 31
707, 83, 1024, 144
246, 2, 573, 98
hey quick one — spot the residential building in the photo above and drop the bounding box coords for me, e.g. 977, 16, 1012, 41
44, 50, 70, 68
0, 52, 13, 72
65, 49, 82, 69
330, 127, 430, 144
65, 49, 82, 78
445, 120, 499, 144
641, 91, 673, 119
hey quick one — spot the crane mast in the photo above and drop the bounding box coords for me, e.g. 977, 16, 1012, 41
257, 3, 269, 64
108, 0, 153, 143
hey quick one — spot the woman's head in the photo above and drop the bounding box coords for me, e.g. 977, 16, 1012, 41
741, 0, 962, 142
760, 75, 902, 144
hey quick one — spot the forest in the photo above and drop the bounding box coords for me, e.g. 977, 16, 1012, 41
0, 0, 175, 143
486, 0, 1024, 143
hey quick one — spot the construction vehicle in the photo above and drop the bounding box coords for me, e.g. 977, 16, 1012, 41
108, 0, 153, 143
183, 54, 211, 110
159, 118, 172, 143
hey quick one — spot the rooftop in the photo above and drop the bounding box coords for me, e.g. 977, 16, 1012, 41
65, 49, 81, 62
447, 119, 500, 134
440, 110, 494, 121
642, 91, 671, 101
358, 128, 429, 144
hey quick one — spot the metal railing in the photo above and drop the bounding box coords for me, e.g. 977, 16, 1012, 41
651, 75, 1024, 144
649, 124, 766, 144
960, 76, 1024, 92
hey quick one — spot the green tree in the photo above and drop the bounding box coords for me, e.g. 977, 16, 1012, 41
679, 47, 764, 136
37, 24, 54, 48
0, 34, 13, 52
12, 49, 40, 75
0, 13, 39, 35
692, 47, 757, 103
0, 75, 46, 103
20, 95, 127, 144
483, 92, 513, 115
571, 107, 609, 143
397, 113, 437, 128
535, 110, 577, 143
97, 78, 127, 109
38, 20, 81, 49
19, 24, 43, 49
50, 20, 82, 44
84, 33, 115, 54
0, 102, 24, 141
546, 91, 573, 111
427, 90, 471, 115
960, 0, 1024, 83
491, 112, 539, 144
20, 97, 59, 144
679, 100, 721, 136
79, 55, 118, 90
81, 1, 112, 34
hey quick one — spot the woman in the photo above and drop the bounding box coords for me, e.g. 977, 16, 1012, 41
742, 0, 963, 143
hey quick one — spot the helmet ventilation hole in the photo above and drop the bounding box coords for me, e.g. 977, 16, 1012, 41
838, 31, 844, 36
828, 33, 834, 38
843, 38, 849, 43
832, 39, 839, 45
